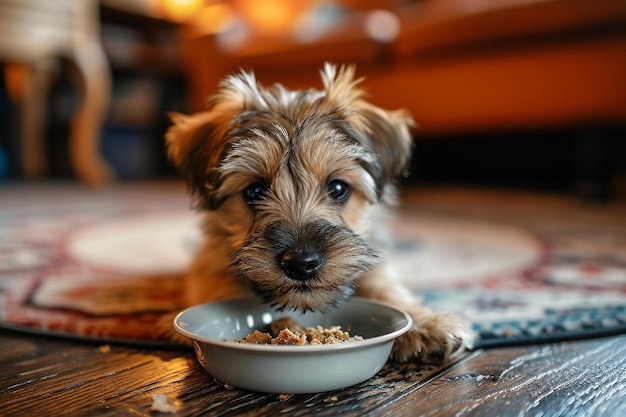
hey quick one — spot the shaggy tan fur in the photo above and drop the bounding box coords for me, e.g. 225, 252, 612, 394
165, 63, 474, 363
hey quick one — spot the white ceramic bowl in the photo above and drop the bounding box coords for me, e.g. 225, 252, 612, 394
174, 297, 412, 393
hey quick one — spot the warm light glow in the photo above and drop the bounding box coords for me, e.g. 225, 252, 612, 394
233, 0, 316, 37
191, 4, 236, 35
160, 0, 203, 22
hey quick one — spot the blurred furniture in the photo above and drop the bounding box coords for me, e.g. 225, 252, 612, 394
180, 0, 626, 135
98, 1, 184, 179
176, 0, 626, 199
393, 0, 626, 135
0, 0, 113, 184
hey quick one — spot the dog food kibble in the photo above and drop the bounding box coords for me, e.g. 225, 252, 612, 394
234, 318, 363, 345
273, 328, 308, 345
239, 330, 272, 344
269, 317, 305, 336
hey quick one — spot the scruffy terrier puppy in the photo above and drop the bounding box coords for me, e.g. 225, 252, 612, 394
165, 63, 473, 363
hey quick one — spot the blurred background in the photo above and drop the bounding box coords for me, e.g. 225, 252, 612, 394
0, 0, 625, 200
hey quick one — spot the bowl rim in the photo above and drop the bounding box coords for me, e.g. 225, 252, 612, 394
173, 296, 413, 353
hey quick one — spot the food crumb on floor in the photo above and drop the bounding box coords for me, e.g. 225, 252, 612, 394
97, 345, 111, 353
149, 393, 179, 413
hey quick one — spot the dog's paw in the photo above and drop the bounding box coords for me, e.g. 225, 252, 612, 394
391, 307, 475, 364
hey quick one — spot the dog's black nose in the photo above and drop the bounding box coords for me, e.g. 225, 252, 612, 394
280, 247, 323, 281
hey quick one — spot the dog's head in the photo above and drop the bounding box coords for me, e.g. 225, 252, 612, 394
166, 63, 414, 311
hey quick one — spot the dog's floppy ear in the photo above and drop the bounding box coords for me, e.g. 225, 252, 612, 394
166, 110, 232, 209
358, 103, 415, 183
321, 63, 415, 188
166, 70, 268, 209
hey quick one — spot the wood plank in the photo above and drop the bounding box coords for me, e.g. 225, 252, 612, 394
1, 332, 625, 416
0, 332, 454, 416
377, 336, 626, 417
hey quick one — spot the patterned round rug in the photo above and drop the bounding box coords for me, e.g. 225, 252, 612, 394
0, 184, 624, 348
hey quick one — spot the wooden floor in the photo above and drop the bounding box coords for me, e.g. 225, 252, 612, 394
1, 330, 624, 416
1, 183, 625, 415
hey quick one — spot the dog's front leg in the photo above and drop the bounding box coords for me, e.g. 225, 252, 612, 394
182, 237, 257, 307
157, 239, 255, 344
356, 268, 475, 364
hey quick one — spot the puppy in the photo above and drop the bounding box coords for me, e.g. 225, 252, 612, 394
165, 63, 474, 363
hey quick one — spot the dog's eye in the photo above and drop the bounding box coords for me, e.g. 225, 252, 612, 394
243, 182, 268, 204
326, 180, 351, 203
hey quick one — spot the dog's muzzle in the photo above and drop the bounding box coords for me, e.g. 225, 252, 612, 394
231, 219, 378, 311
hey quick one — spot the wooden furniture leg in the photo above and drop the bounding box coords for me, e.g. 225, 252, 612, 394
69, 41, 114, 185
6, 61, 48, 179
